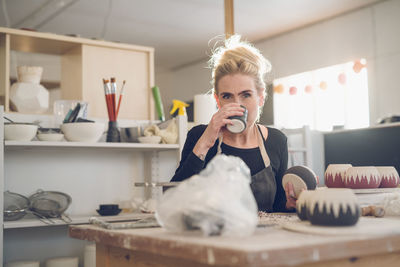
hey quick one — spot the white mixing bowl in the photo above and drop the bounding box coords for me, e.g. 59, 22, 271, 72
61, 122, 105, 142
4, 124, 38, 141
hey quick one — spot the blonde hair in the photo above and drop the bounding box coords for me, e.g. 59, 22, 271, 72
209, 35, 271, 98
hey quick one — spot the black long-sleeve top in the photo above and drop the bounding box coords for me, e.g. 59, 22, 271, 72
171, 125, 289, 212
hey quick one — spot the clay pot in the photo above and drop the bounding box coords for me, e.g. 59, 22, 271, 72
307, 188, 360, 226
296, 190, 315, 221
344, 167, 381, 189
282, 166, 318, 198
376, 166, 400, 188
324, 164, 352, 188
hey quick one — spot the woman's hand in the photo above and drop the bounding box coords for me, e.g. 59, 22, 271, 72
193, 103, 244, 159
284, 182, 297, 210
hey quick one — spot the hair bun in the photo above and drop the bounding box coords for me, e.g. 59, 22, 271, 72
209, 35, 271, 94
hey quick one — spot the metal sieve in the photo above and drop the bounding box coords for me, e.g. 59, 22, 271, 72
4, 190, 55, 224
29, 189, 72, 223
4, 191, 30, 221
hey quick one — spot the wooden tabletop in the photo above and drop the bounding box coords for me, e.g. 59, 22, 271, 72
69, 215, 400, 266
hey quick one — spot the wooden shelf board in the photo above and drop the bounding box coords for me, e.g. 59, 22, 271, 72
5, 141, 179, 151
1, 27, 154, 55
4, 212, 154, 229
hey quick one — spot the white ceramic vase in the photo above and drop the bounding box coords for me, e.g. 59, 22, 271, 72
10, 66, 49, 113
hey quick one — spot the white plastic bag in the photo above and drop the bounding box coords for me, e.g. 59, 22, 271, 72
156, 154, 258, 236
382, 191, 400, 216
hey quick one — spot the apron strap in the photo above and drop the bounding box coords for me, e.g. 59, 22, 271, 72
256, 124, 271, 167
217, 125, 271, 167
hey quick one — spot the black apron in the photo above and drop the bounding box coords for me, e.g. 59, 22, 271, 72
217, 125, 276, 212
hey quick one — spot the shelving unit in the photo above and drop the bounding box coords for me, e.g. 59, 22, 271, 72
0, 26, 182, 264
1, 110, 186, 264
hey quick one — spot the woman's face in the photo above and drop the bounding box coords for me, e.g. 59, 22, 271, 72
216, 73, 264, 125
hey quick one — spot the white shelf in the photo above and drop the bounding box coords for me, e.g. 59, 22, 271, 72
5, 141, 179, 151
3, 212, 154, 229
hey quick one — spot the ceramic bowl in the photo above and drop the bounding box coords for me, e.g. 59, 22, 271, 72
4, 123, 38, 141
37, 127, 61, 134
61, 122, 105, 142
307, 188, 360, 226
37, 133, 64, 141
376, 166, 399, 188
324, 164, 352, 188
344, 166, 381, 189
282, 165, 318, 198
138, 136, 161, 144
97, 204, 121, 216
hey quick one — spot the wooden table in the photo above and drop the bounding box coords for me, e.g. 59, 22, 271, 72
69, 215, 400, 267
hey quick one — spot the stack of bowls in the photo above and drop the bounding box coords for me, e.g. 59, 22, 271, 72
37, 128, 64, 141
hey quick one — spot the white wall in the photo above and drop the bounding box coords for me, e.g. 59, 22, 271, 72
156, 61, 212, 119
157, 0, 400, 125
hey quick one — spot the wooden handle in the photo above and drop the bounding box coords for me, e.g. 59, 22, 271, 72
361, 205, 385, 217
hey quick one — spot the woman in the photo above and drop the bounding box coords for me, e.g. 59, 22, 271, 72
171, 35, 296, 212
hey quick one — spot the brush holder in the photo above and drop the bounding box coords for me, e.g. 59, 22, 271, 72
106, 121, 121, 142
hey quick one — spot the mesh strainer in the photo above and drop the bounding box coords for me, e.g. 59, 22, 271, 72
4, 191, 30, 221
29, 189, 72, 223
4, 190, 54, 224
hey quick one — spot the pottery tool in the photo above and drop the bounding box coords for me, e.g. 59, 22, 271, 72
152, 86, 165, 121
67, 103, 81, 123
361, 205, 385, 217
116, 80, 126, 119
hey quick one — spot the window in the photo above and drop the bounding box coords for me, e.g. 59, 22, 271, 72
273, 60, 369, 131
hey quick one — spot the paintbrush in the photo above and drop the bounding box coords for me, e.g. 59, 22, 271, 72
116, 80, 126, 119
110, 77, 117, 121
102, 79, 112, 121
